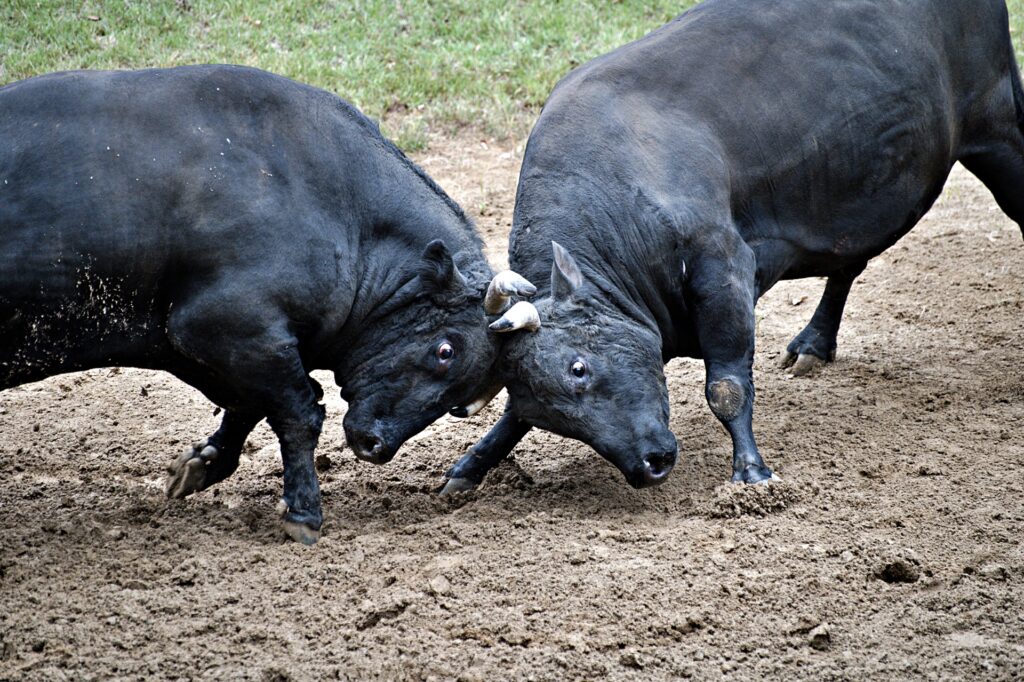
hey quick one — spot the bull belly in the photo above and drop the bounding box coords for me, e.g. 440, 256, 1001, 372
0, 293, 169, 390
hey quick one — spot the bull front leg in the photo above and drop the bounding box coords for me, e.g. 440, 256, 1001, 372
440, 405, 531, 493
691, 235, 776, 484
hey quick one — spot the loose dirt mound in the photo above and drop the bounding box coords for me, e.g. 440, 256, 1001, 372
1, 137, 1022, 680
700, 479, 807, 519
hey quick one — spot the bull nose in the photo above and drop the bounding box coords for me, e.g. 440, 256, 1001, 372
350, 431, 392, 464
640, 450, 677, 486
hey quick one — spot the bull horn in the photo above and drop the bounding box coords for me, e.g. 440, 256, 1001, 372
484, 270, 537, 314
489, 300, 541, 333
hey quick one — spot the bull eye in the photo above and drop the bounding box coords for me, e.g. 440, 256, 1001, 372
437, 342, 455, 362
570, 360, 587, 378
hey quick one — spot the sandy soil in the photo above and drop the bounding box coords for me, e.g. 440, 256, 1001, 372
1, 135, 1022, 681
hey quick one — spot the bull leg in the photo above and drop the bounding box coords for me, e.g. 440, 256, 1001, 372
164, 375, 327, 498
960, 140, 1024, 235
440, 407, 531, 493
168, 304, 325, 545
780, 264, 865, 377
165, 409, 263, 499
692, 238, 775, 483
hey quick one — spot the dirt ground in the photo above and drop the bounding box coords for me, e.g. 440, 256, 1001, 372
1, 135, 1022, 681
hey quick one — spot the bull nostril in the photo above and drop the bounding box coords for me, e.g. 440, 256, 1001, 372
353, 433, 384, 461
643, 451, 677, 479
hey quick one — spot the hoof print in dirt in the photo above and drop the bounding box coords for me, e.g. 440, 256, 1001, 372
703, 477, 802, 518
484, 456, 535, 491
788, 618, 832, 651
874, 551, 923, 584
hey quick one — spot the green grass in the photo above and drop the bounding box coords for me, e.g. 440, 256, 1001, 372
2, 1, 1023, 149
0, 1, 688, 147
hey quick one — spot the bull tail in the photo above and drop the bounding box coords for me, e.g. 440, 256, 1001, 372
1006, 13, 1024, 133
1010, 59, 1024, 135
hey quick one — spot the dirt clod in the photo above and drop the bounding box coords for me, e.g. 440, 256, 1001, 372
702, 479, 802, 518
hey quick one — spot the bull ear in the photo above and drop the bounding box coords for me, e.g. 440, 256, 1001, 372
420, 239, 467, 295
550, 241, 582, 301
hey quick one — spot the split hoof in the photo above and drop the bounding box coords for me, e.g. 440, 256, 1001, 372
781, 352, 826, 377
754, 472, 783, 486
439, 477, 479, 495
165, 440, 218, 498
731, 464, 776, 485
282, 520, 321, 545
277, 499, 321, 545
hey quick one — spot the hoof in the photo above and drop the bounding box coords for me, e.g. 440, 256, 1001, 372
781, 352, 826, 377
282, 520, 321, 545
277, 499, 321, 545
731, 464, 776, 485
439, 477, 479, 495
165, 440, 217, 498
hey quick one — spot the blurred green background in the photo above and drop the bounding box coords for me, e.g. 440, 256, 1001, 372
2, 1, 1023, 149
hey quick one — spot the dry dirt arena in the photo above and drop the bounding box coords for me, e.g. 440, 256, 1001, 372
1, 135, 1022, 681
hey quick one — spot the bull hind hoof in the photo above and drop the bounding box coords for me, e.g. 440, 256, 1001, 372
439, 477, 479, 495
164, 441, 218, 498
282, 520, 321, 545
780, 351, 827, 377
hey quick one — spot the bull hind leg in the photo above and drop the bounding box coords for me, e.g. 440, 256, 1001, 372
165, 409, 263, 499
167, 298, 326, 544
960, 140, 1024, 236
780, 263, 866, 377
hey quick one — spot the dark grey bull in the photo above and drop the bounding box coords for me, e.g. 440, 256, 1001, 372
443, 0, 1024, 491
0, 65, 532, 543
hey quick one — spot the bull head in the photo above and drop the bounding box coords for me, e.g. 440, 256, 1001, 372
446, 264, 538, 418
486, 241, 679, 488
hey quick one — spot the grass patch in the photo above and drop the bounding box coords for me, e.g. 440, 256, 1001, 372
0, 0, 688, 141
2, 1, 1023, 144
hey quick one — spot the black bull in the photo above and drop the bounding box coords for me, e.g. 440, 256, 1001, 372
0, 65, 515, 544
443, 0, 1024, 491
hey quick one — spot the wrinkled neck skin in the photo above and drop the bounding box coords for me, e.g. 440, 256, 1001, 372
311, 141, 493, 387
509, 170, 691, 361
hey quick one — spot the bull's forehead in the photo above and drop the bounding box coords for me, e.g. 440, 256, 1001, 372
503, 310, 657, 364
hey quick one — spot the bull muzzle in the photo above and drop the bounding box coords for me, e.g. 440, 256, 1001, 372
348, 429, 395, 464
623, 448, 678, 488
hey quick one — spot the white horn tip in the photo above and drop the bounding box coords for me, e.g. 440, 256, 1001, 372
489, 300, 541, 333
484, 270, 538, 314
